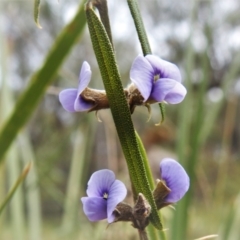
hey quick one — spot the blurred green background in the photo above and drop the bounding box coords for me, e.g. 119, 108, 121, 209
0, 0, 240, 239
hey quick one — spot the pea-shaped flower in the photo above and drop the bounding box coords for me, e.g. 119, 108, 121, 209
81, 169, 127, 223
160, 158, 189, 203
130, 55, 187, 105
154, 158, 189, 209
59, 61, 95, 112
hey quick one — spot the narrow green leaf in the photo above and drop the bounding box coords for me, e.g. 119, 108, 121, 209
135, 131, 166, 240
127, 0, 151, 55
0, 0, 86, 163
85, 4, 162, 230
220, 194, 240, 240
135, 131, 154, 189
61, 123, 91, 235
18, 131, 42, 240
0, 162, 31, 215
34, 0, 42, 29
92, 0, 113, 46
0, 33, 26, 239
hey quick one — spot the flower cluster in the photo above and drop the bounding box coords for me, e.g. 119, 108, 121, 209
81, 159, 189, 224
59, 55, 187, 114
59, 55, 189, 229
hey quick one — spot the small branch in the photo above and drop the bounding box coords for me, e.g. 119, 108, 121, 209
138, 229, 149, 240
127, 0, 151, 55
91, 0, 113, 46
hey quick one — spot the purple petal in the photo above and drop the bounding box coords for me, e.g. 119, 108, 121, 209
81, 197, 107, 221
59, 89, 77, 112
77, 61, 92, 96
151, 78, 187, 104
107, 180, 127, 223
146, 55, 182, 82
86, 170, 116, 198
74, 97, 94, 112
160, 158, 189, 203
130, 55, 154, 101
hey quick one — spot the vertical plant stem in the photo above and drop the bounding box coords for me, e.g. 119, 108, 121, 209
0, 163, 31, 215
92, 0, 113, 46
199, 50, 240, 145
127, 0, 166, 237
127, 0, 151, 55
61, 123, 91, 236
213, 96, 237, 207
85, 4, 162, 230
0, 33, 26, 240
18, 131, 42, 240
135, 131, 154, 188
136, 131, 166, 240
171, 1, 199, 239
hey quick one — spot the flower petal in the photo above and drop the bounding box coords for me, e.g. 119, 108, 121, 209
59, 89, 77, 112
107, 180, 127, 223
81, 197, 107, 221
164, 82, 187, 104
130, 55, 154, 101
160, 158, 189, 203
146, 55, 182, 82
86, 170, 116, 198
74, 97, 95, 112
151, 78, 186, 104
77, 61, 92, 96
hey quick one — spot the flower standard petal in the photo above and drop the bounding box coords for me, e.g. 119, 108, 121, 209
59, 89, 78, 112
146, 55, 182, 82
130, 55, 154, 101
151, 78, 187, 104
107, 179, 127, 223
77, 61, 92, 96
81, 197, 107, 221
86, 169, 116, 198
160, 158, 189, 203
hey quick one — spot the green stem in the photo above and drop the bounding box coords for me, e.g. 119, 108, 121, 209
92, 0, 113, 46
136, 131, 167, 240
85, 4, 162, 230
0, 163, 31, 215
127, 0, 151, 55
135, 131, 154, 189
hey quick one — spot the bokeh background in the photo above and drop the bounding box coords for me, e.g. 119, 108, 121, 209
0, 0, 240, 239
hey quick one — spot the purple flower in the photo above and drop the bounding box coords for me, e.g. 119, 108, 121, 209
130, 55, 187, 104
59, 61, 95, 112
160, 158, 189, 203
81, 169, 127, 223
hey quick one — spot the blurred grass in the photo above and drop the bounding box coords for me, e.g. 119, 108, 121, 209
0, 0, 86, 163
60, 116, 96, 238
0, 35, 26, 240
18, 132, 42, 240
